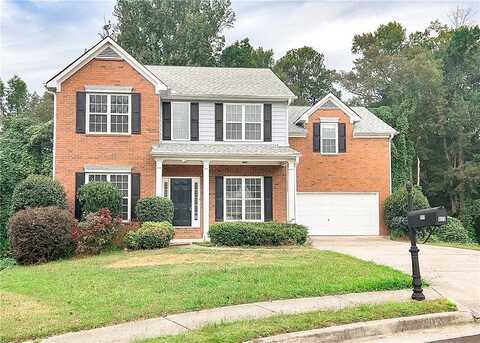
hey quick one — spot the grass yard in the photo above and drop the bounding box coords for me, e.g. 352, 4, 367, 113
425, 242, 480, 251
140, 299, 456, 343
0, 246, 412, 342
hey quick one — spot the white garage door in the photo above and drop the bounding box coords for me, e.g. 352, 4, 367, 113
296, 192, 379, 235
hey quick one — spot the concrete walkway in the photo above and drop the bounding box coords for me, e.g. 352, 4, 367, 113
41, 288, 441, 343
311, 236, 480, 317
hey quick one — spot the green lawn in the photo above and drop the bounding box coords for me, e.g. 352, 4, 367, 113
426, 242, 480, 251
0, 246, 412, 342
140, 299, 456, 343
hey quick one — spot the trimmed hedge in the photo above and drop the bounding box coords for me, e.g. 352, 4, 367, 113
124, 221, 174, 250
433, 216, 470, 243
77, 182, 122, 219
135, 197, 174, 223
209, 222, 308, 246
384, 186, 430, 238
8, 206, 75, 264
11, 175, 66, 213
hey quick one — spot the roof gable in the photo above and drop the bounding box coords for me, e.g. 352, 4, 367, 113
295, 93, 361, 124
45, 37, 167, 93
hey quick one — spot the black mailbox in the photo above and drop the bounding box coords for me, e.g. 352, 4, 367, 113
407, 207, 448, 229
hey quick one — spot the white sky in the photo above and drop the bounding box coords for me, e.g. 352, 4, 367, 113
1, 0, 479, 94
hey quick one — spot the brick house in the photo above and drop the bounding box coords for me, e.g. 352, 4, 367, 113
46, 37, 396, 239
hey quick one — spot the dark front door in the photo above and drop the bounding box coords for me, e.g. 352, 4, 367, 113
170, 178, 192, 226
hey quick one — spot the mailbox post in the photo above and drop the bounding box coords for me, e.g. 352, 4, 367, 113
406, 182, 448, 301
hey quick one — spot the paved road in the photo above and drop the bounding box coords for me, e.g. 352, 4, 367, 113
311, 236, 480, 316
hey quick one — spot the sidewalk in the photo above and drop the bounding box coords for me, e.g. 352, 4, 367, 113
41, 288, 441, 343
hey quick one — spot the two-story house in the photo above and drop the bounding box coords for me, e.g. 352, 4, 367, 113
46, 37, 396, 239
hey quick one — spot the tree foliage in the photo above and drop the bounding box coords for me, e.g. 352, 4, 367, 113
219, 38, 273, 68
113, 0, 235, 66
273, 46, 337, 105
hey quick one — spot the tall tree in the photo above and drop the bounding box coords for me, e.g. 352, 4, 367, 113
273, 47, 336, 105
27, 92, 54, 122
0, 79, 5, 117
5, 75, 28, 115
113, 0, 235, 66
219, 38, 273, 68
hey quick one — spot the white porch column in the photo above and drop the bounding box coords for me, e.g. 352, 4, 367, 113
202, 161, 210, 240
287, 161, 297, 223
155, 160, 163, 196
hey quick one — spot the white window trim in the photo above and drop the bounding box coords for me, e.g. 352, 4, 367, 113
224, 176, 264, 222
223, 103, 264, 142
85, 172, 131, 222
86, 93, 132, 135
162, 177, 201, 227
171, 102, 191, 141
320, 122, 338, 155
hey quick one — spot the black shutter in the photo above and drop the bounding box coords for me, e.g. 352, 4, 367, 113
264, 176, 273, 222
215, 176, 224, 221
190, 103, 199, 141
313, 123, 321, 152
131, 173, 140, 220
215, 103, 223, 141
76, 92, 86, 134
162, 102, 171, 140
263, 104, 272, 142
131, 93, 141, 134
338, 123, 346, 153
75, 172, 85, 219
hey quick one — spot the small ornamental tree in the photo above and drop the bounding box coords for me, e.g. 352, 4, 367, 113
11, 175, 66, 213
135, 197, 174, 223
77, 182, 122, 218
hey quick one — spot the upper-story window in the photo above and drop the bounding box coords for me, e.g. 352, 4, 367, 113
321, 122, 338, 154
171, 102, 190, 140
224, 103, 263, 141
87, 94, 131, 134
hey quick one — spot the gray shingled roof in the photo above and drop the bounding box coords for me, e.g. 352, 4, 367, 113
146, 65, 296, 100
151, 142, 299, 159
287, 105, 396, 137
351, 107, 397, 136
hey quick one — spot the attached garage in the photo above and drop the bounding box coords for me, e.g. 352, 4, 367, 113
296, 192, 379, 235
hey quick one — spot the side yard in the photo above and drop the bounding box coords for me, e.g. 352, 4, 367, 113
0, 246, 412, 342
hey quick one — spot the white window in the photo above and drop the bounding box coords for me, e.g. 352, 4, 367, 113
86, 94, 131, 134
171, 102, 190, 140
224, 103, 263, 141
225, 177, 263, 221
321, 122, 338, 154
86, 173, 131, 221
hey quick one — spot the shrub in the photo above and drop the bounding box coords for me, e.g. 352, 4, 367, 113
8, 206, 75, 264
209, 222, 308, 246
124, 221, 174, 250
433, 216, 470, 243
384, 186, 430, 238
76, 208, 121, 255
77, 182, 122, 219
135, 197, 174, 223
11, 175, 66, 213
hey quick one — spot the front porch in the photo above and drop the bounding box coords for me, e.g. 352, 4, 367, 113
151, 142, 299, 239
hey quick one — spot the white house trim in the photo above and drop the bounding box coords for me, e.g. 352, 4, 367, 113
45, 37, 168, 94
295, 93, 361, 124
85, 85, 133, 93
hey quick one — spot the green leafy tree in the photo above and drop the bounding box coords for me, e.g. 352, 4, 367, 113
219, 38, 274, 68
5, 75, 29, 115
0, 79, 5, 117
273, 46, 337, 105
113, 0, 235, 66
27, 92, 53, 122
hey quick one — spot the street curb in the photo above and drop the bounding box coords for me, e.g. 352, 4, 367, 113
248, 311, 474, 343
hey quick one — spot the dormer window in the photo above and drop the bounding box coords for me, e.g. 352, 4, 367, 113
86, 94, 131, 134
321, 122, 338, 154
224, 103, 263, 141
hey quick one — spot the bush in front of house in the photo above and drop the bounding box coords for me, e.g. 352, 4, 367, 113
8, 206, 76, 264
135, 197, 174, 223
432, 216, 470, 243
384, 186, 430, 238
209, 222, 308, 246
77, 182, 122, 219
11, 175, 67, 213
75, 208, 121, 255
124, 221, 174, 250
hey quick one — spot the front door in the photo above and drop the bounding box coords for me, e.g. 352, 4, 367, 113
170, 178, 192, 226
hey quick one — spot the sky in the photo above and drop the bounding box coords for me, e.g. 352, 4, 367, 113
1, 0, 479, 94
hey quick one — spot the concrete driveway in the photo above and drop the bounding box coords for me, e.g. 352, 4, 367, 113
311, 236, 480, 316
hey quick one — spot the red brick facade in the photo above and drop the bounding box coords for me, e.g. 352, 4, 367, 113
289, 108, 391, 235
